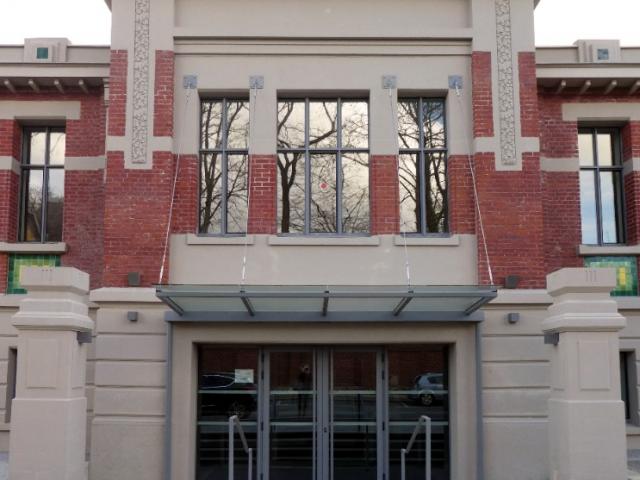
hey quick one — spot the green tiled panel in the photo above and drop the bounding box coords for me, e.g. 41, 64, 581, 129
6, 255, 61, 294
584, 256, 638, 297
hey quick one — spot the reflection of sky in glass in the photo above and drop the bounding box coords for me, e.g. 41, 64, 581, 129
199, 154, 223, 233
46, 169, 64, 241
423, 101, 445, 149
310, 154, 337, 233
226, 102, 250, 150
277, 101, 305, 149
578, 134, 594, 167
341, 102, 368, 149
398, 101, 419, 149
277, 153, 305, 234
48, 132, 66, 166
341, 153, 369, 233
226, 154, 248, 233
399, 154, 419, 233
580, 171, 598, 244
29, 131, 46, 165
201, 101, 223, 149
597, 133, 613, 166
600, 171, 619, 243
309, 102, 337, 149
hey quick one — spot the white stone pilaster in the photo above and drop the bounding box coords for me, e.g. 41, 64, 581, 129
543, 268, 627, 480
9, 267, 93, 480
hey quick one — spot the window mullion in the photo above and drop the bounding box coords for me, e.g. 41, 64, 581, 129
221, 100, 229, 234
305, 98, 311, 236
336, 98, 343, 235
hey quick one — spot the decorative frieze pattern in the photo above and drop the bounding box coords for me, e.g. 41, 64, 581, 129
132, 0, 150, 164
495, 0, 517, 165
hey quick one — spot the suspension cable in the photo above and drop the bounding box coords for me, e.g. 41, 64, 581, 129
159, 87, 194, 284
453, 84, 494, 285
387, 87, 412, 289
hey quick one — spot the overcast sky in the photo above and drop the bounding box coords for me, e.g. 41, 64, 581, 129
0, 0, 638, 47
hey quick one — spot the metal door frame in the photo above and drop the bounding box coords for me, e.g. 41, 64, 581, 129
259, 347, 385, 480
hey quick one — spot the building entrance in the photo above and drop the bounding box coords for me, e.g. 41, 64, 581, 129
196, 346, 449, 480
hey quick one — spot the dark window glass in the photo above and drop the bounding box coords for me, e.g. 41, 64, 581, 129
578, 128, 624, 245
20, 127, 65, 242
199, 99, 249, 234
398, 99, 448, 234
277, 99, 369, 234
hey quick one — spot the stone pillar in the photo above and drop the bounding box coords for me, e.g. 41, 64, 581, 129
543, 268, 627, 480
9, 267, 93, 480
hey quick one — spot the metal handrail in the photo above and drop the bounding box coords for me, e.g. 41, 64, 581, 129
401, 415, 432, 480
228, 415, 253, 480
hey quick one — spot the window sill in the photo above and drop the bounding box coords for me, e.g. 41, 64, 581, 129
186, 234, 255, 246
268, 236, 380, 246
0, 242, 67, 254
394, 235, 460, 247
578, 244, 640, 256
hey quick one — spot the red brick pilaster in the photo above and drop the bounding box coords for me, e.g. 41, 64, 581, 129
518, 52, 539, 138
622, 122, 640, 244
108, 50, 128, 137
370, 155, 400, 235
0, 119, 21, 293
472, 52, 494, 139
172, 154, 199, 234
248, 155, 277, 234
154, 50, 175, 137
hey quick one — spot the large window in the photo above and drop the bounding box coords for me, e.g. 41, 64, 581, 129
579, 128, 624, 245
199, 99, 250, 235
277, 99, 370, 234
398, 99, 447, 234
19, 127, 65, 242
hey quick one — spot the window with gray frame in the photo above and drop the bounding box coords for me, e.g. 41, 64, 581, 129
277, 99, 370, 234
19, 127, 65, 242
199, 99, 250, 235
398, 98, 447, 234
579, 127, 625, 245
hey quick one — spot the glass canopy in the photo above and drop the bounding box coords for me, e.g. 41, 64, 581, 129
156, 284, 497, 323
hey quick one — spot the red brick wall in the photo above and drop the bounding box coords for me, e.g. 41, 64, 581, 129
475, 153, 546, 287
472, 52, 494, 139
171, 154, 199, 234
447, 155, 475, 235
154, 50, 175, 137
248, 155, 277, 234
108, 50, 128, 137
103, 152, 174, 286
623, 122, 640, 244
370, 155, 400, 235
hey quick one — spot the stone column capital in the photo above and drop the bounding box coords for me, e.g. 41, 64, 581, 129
543, 268, 626, 334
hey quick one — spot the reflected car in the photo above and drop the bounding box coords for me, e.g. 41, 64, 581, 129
200, 372, 257, 419
409, 373, 444, 406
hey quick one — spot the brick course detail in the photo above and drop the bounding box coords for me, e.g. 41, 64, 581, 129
518, 52, 539, 138
248, 155, 277, 234
108, 50, 128, 137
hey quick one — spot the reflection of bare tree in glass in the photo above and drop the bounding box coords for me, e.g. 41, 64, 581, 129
199, 101, 249, 233
398, 100, 447, 233
278, 101, 370, 234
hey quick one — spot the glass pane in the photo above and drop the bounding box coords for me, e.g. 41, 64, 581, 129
398, 101, 420, 150
270, 351, 315, 480
423, 100, 446, 149
388, 346, 449, 480
199, 153, 223, 233
22, 169, 44, 241
201, 101, 223, 150
341, 101, 369, 149
578, 133, 594, 167
197, 347, 258, 480
28, 131, 46, 165
310, 154, 337, 233
277, 153, 306, 233
399, 154, 420, 233
277, 101, 306, 149
46, 169, 64, 242
227, 101, 250, 149
332, 351, 377, 480
226, 154, 249, 234
341, 153, 369, 234
426, 152, 447, 233
579, 170, 598, 244
48, 132, 66, 166
600, 171, 622, 244
597, 133, 613, 166
309, 101, 337, 149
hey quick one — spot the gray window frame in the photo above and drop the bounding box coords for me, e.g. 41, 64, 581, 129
277, 97, 371, 236
579, 127, 625, 245
198, 97, 250, 236
19, 126, 65, 243
398, 97, 449, 235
